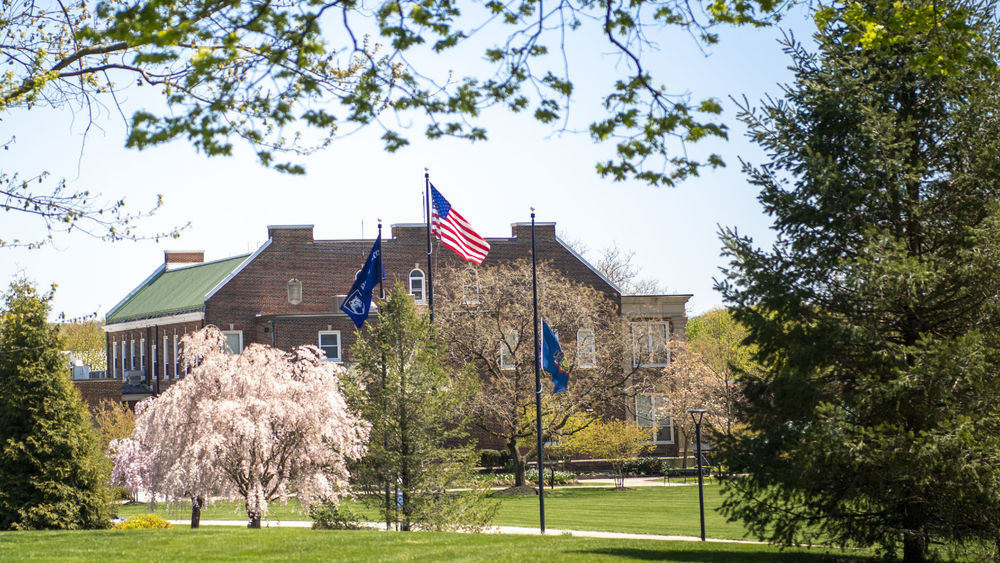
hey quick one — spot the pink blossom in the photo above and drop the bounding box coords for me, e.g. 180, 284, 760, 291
110, 326, 370, 525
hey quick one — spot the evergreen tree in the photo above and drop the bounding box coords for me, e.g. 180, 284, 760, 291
717, 1, 1000, 560
347, 283, 497, 532
0, 280, 112, 529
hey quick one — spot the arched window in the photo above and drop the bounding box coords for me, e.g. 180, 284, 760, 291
409, 268, 425, 303
462, 267, 480, 305
287, 278, 302, 305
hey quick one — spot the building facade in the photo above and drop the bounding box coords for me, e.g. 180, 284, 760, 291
95, 222, 691, 452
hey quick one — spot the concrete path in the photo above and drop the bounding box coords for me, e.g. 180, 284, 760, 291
166, 518, 766, 545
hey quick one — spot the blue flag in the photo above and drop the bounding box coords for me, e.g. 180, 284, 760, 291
340, 234, 383, 329
542, 320, 569, 393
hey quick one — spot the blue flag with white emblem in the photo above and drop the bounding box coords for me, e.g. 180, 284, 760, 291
340, 233, 383, 329
542, 319, 569, 393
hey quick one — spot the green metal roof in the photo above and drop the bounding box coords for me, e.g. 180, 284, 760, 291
106, 255, 250, 324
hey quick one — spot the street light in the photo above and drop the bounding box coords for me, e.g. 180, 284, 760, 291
688, 408, 707, 541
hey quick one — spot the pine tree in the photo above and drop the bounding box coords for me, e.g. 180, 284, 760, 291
0, 280, 112, 529
347, 283, 497, 532
717, 1, 1000, 560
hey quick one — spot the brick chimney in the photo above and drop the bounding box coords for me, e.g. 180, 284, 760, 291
164, 250, 205, 270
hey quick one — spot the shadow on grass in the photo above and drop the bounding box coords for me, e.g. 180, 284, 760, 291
572, 547, 883, 562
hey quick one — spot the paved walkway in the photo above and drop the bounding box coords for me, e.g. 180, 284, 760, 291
168, 518, 764, 545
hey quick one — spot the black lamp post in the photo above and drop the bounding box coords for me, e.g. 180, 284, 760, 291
688, 408, 707, 541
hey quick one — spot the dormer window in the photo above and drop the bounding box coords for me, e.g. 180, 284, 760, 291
409, 267, 425, 303
287, 278, 302, 305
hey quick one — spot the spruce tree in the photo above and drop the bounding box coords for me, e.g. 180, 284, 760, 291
346, 283, 496, 532
0, 280, 112, 529
717, 1, 1000, 560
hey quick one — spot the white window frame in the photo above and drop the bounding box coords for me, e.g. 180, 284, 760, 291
140, 338, 146, 371
172, 335, 179, 378
499, 330, 518, 370
462, 267, 480, 305
111, 342, 118, 379
151, 344, 158, 379
576, 327, 596, 368
163, 335, 169, 380
318, 331, 342, 362
121, 341, 127, 377
409, 268, 426, 303
631, 321, 671, 368
130, 339, 136, 371
222, 331, 243, 354
636, 393, 674, 444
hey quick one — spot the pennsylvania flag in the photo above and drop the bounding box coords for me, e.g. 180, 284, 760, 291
340, 233, 384, 329
542, 320, 569, 393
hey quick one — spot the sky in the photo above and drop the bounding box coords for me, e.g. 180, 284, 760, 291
1, 7, 816, 321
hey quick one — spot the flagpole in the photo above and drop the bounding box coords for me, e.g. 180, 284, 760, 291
378, 221, 384, 300
424, 170, 434, 322
531, 208, 546, 534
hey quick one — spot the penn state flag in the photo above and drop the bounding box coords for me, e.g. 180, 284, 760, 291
340, 234, 383, 329
542, 320, 569, 393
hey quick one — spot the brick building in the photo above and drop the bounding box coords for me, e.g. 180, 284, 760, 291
97, 222, 690, 452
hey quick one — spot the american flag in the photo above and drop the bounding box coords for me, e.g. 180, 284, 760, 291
430, 184, 490, 264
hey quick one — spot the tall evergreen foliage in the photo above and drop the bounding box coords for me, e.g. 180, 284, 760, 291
347, 284, 496, 532
0, 280, 111, 529
717, 1, 1000, 560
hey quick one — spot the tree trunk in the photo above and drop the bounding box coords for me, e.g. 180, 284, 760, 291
680, 433, 690, 469
508, 438, 526, 487
190, 496, 203, 529
902, 528, 927, 562
247, 512, 261, 529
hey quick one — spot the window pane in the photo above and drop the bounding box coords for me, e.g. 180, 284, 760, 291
319, 332, 340, 361
500, 330, 517, 369
224, 332, 242, 354
650, 322, 670, 365
409, 270, 425, 301
577, 328, 596, 366
655, 422, 673, 443
636, 394, 653, 427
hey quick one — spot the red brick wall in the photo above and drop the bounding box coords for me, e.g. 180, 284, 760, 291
74, 379, 122, 411
205, 223, 620, 358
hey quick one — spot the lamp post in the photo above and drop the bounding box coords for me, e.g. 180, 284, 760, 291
688, 408, 707, 541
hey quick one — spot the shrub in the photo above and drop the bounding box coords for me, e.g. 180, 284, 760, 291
486, 470, 577, 487
114, 514, 171, 530
310, 502, 361, 530
624, 457, 664, 476
479, 449, 508, 473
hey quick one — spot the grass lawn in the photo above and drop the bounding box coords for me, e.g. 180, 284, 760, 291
0, 527, 882, 562
119, 483, 748, 540
116, 499, 310, 523
493, 483, 748, 539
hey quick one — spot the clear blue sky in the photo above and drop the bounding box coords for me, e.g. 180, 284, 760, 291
1, 9, 815, 320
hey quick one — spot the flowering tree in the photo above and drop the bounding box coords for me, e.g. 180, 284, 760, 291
435, 260, 645, 487
658, 340, 732, 468
563, 418, 652, 489
112, 327, 369, 528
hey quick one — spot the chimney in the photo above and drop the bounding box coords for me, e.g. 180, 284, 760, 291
164, 250, 205, 270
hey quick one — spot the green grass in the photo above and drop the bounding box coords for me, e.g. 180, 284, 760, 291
118, 484, 752, 540
494, 483, 749, 539
0, 527, 882, 562
116, 499, 310, 522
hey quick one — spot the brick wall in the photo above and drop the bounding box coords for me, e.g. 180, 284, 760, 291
205, 222, 623, 357
74, 379, 122, 411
